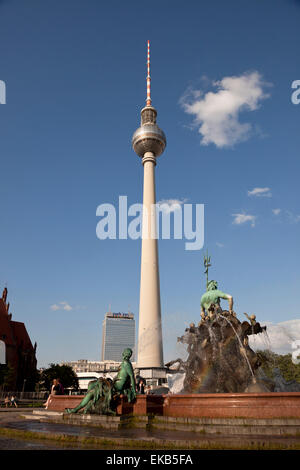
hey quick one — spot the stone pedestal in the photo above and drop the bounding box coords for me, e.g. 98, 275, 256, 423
116, 394, 164, 416
47, 393, 164, 416
47, 394, 83, 412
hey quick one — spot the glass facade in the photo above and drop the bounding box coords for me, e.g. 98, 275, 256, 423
102, 313, 135, 361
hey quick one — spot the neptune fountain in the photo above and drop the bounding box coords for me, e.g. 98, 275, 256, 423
166, 254, 277, 394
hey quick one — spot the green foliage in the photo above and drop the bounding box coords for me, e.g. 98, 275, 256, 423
256, 350, 300, 383
39, 364, 78, 391
24, 369, 40, 392
0, 362, 15, 390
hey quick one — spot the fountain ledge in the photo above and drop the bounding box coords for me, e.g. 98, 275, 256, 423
162, 392, 300, 419
47, 392, 300, 419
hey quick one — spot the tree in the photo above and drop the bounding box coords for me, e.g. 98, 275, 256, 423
256, 350, 300, 383
0, 362, 16, 390
39, 364, 78, 391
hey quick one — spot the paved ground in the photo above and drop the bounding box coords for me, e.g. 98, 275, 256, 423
0, 410, 95, 450
0, 410, 150, 450
0, 436, 69, 450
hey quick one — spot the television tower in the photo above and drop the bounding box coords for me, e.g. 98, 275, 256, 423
132, 41, 166, 376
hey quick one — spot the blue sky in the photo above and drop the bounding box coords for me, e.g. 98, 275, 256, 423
0, 0, 299, 367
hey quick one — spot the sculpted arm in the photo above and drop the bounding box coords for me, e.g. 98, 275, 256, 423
219, 292, 233, 313
200, 293, 208, 315
127, 364, 136, 398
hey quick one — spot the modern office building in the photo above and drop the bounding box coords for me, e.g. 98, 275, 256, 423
101, 312, 135, 362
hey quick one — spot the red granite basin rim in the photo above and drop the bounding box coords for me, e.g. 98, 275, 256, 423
47, 393, 300, 419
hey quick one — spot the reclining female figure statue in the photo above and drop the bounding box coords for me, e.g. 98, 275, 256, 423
65, 348, 136, 415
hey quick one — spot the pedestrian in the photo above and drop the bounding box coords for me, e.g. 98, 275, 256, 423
137, 379, 145, 394
4, 396, 9, 408
10, 395, 18, 408
43, 378, 60, 409
52, 378, 61, 395
57, 378, 64, 395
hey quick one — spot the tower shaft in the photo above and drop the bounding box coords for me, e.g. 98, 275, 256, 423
132, 41, 166, 378
137, 152, 163, 368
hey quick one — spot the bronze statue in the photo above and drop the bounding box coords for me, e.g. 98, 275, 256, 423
203, 251, 211, 289
66, 377, 114, 415
111, 347, 136, 402
243, 312, 256, 326
65, 348, 136, 415
201, 280, 233, 315
201, 254, 233, 316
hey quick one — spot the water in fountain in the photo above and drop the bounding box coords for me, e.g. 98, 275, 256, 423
247, 326, 277, 390
262, 329, 272, 350
166, 372, 186, 394
219, 314, 256, 382
250, 327, 272, 353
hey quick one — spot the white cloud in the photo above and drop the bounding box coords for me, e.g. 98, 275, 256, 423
50, 301, 73, 312
271, 209, 300, 223
248, 187, 272, 198
50, 304, 60, 311
272, 208, 281, 216
61, 301, 73, 311
286, 211, 300, 224
180, 71, 270, 148
157, 198, 188, 214
232, 213, 256, 227
249, 319, 300, 355
216, 242, 224, 248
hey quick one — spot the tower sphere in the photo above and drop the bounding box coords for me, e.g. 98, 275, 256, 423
132, 106, 166, 158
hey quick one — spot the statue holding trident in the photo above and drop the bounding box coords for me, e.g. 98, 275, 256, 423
200, 253, 234, 316
66, 348, 136, 415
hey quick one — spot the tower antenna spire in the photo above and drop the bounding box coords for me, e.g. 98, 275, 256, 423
146, 40, 151, 107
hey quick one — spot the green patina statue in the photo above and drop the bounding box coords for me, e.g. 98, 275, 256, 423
112, 347, 136, 402
203, 251, 211, 289
200, 253, 233, 316
65, 348, 136, 415
200, 280, 233, 315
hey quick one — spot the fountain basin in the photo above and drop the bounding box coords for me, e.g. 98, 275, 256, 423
47, 394, 164, 415
47, 392, 300, 419
162, 393, 300, 419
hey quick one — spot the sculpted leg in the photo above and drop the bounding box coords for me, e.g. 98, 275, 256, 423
65, 392, 93, 414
